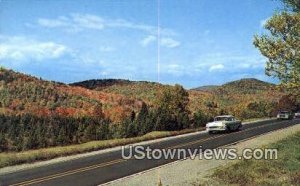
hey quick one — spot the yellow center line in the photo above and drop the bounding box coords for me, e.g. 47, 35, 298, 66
10, 159, 126, 186
11, 121, 283, 186
166, 134, 225, 150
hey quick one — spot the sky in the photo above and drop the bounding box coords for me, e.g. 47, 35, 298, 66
0, 0, 283, 88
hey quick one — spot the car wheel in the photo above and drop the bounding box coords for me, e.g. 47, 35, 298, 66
208, 131, 213, 135
236, 124, 242, 131
225, 126, 230, 133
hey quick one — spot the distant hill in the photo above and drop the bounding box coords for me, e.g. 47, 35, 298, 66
72, 77, 284, 119
189, 78, 283, 119
70, 79, 132, 90
71, 79, 167, 105
222, 78, 275, 92
191, 85, 219, 91
193, 78, 275, 93
0, 68, 142, 122
0, 67, 285, 122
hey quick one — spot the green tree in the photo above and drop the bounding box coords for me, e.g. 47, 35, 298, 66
281, 0, 300, 12
254, 0, 300, 100
83, 124, 97, 141
136, 102, 149, 135
193, 110, 209, 128
24, 131, 38, 150
155, 85, 190, 130
0, 133, 7, 152
57, 127, 67, 145
126, 120, 137, 137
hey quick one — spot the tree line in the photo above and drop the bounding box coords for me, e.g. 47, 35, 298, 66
0, 85, 211, 152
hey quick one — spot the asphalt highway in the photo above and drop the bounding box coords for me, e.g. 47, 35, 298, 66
0, 119, 299, 186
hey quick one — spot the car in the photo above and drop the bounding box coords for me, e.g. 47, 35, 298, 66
206, 115, 242, 134
294, 111, 300, 119
276, 111, 293, 120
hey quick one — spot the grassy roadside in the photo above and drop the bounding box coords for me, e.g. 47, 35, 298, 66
0, 128, 203, 169
211, 131, 300, 185
0, 117, 273, 169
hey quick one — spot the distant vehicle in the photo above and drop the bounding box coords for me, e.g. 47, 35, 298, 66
206, 115, 242, 134
294, 111, 300, 119
277, 111, 293, 120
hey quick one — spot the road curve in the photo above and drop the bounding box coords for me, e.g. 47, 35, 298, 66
0, 119, 299, 186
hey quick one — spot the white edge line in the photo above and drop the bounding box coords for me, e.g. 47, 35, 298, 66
99, 122, 299, 186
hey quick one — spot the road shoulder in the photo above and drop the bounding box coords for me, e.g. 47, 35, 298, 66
103, 123, 300, 186
0, 118, 274, 175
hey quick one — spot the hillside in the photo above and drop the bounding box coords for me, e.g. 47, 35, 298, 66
72, 78, 285, 119
70, 79, 132, 90
191, 85, 219, 91
221, 78, 275, 93
0, 68, 290, 152
191, 78, 283, 117
71, 79, 169, 105
192, 78, 274, 93
0, 68, 142, 122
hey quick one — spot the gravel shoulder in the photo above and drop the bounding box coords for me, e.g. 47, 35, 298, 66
103, 123, 300, 186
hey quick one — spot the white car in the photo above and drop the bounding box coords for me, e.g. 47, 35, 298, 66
206, 115, 242, 134
294, 112, 300, 119
277, 111, 293, 120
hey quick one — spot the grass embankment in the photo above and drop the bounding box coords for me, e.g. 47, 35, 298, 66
0, 128, 203, 169
212, 131, 300, 185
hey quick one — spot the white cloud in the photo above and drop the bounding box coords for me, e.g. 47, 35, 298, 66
165, 64, 184, 76
192, 52, 266, 74
38, 17, 68, 28
141, 35, 156, 47
161, 38, 180, 48
140, 35, 180, 48
36, 14, 176, 36
0, 36, 70, 61
72, 14, 105, 30
209, 64, 224, 72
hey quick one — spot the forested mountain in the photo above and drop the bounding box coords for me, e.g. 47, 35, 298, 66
0, 68, 190, 151
74, 77, 285, 119
71, 79, 167, 106
0, 68, 142, 122
190, 78, 283, 119
0, 68, 294, 152
70, 79, 132, 90
192, 78, 274, 93
220, 78, 275, 93
191, 85, 219, 91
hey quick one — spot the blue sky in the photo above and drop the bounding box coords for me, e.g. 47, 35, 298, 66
0, 0, 282, 88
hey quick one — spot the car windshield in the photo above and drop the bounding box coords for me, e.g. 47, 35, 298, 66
214, 117, 233, 121
279, 111, 289, 114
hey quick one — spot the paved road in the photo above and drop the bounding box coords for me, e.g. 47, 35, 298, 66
0, 119, 299, 186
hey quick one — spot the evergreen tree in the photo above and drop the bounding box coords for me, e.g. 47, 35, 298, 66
83, 124, 97, 141
193, 110, 209, 128
136, 102, 149, 135
0, 133, 7, 152
57, 127, 67, 145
